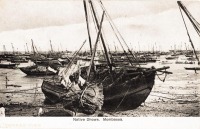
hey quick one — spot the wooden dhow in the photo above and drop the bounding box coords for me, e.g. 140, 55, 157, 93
41, 0, 171, 114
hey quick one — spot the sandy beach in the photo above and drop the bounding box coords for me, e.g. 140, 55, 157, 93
0, 60, 199, 117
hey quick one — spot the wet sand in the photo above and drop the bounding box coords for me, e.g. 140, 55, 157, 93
0, 60, 199, 117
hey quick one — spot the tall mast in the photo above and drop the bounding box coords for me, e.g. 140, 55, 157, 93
34, 45, 39, 53
89, 0, 112, 69
177, 1, 199, 62
185, 42, 188, 52
50, 40, 53, 53
31, 39, 36, 55
83, 0, 92, 55
60, 43, 63, 52
87, 11, 105, 81
26, 43, 29, 53
3, 45, 6, 54
24, 45, 26, 53
114, 41, 117, 52
152, 44, 154, 54
138, 42, 140, 52
11, 43, 14, 54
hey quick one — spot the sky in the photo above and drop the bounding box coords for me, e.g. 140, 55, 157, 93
0, 0, 199, 52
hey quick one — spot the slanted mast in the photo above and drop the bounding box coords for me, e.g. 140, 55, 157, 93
87, 11, 105, 81
89, 0, 112, 70
99, 0, 141, 67
177, 1, 200, 62
31, 39, 36, 55
26, 43, 30, 53
83, 0, 93, 55
50, 40, 54, 53
11, 43, 15, 54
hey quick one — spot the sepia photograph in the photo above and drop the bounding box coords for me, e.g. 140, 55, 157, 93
0, 0, 199, 126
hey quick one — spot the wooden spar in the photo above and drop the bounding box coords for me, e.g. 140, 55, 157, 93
83, 0, 92, 55
87, 11, 105, 81
177, 1, 199, 62
80, 12, 105, 106
89, 0, 112, 70
31, 39, 36, 55
124, 66, 172, 76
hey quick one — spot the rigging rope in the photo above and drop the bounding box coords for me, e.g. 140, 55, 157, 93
98, 0, 141, 67
156, 70, 168, 82
178, 6, 199, 62
97, 3, 134, 66
113, 71, 149, 112
88, 1, 104, 62
98, 0, 135, 66
114, 81, 132, 112
113, 69, 169, 112
184, 6, 200, 37
178, 1, 200, 37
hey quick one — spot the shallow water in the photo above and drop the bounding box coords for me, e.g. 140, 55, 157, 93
0, 58, 199, 116
0, 61, 46, 105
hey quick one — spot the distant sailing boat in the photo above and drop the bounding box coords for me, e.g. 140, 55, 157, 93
0, 45, 17, 69
41, 0, 171, 114
10, 43, 28, 63
177, 1, 200, 72
19, 39, 57, 76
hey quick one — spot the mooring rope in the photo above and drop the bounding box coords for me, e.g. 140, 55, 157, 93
149, 94, 198, 103
0, 87, 41, 93
113, 71, 146, 112
156, 70, 168, 82
151, 91, 199, 96
113, 82, 132, 112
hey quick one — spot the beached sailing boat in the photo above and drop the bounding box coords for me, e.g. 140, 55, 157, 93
177, 1, 200, 72
19, 39, 58, 76
41, 0, 171, 114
